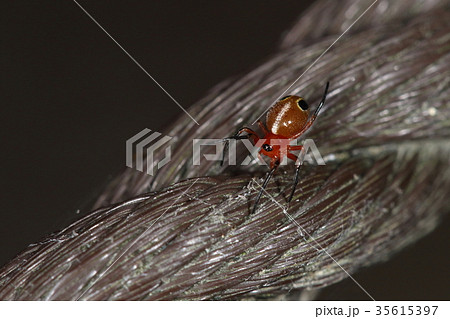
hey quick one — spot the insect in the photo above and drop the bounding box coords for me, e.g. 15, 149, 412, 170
222, 82, 329, 213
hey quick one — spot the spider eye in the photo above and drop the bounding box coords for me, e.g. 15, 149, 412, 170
297, 99, 309, 110
280, 95, 291, 101
262, 144, 273, 152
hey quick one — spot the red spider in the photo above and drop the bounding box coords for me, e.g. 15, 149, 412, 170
222, 82, 329, 213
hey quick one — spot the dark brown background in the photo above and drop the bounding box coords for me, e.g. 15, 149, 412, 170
1, 0, 448, 300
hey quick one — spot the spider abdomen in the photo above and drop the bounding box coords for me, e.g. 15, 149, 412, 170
266, 96, 309, 138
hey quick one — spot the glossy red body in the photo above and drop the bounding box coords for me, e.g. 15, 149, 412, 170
242, 95, 315, 168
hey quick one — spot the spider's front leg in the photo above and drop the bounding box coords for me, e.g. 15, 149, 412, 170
290, 82, 329, 140
257, 120, 269, 135
221, 127, 260, 166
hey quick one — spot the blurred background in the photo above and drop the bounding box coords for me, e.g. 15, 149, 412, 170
1, 0, 448, 299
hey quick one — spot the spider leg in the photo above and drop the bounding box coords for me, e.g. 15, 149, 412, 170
252, 159, 279, 214
221, 135, 250, 166
257, 120, 270, 135
290, 82, 329, 140
288, 162, 303, 204
288, 144, 303, 151
284, 151, 303, 203
221, 127, 260, 166
257, 152, 265, 165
